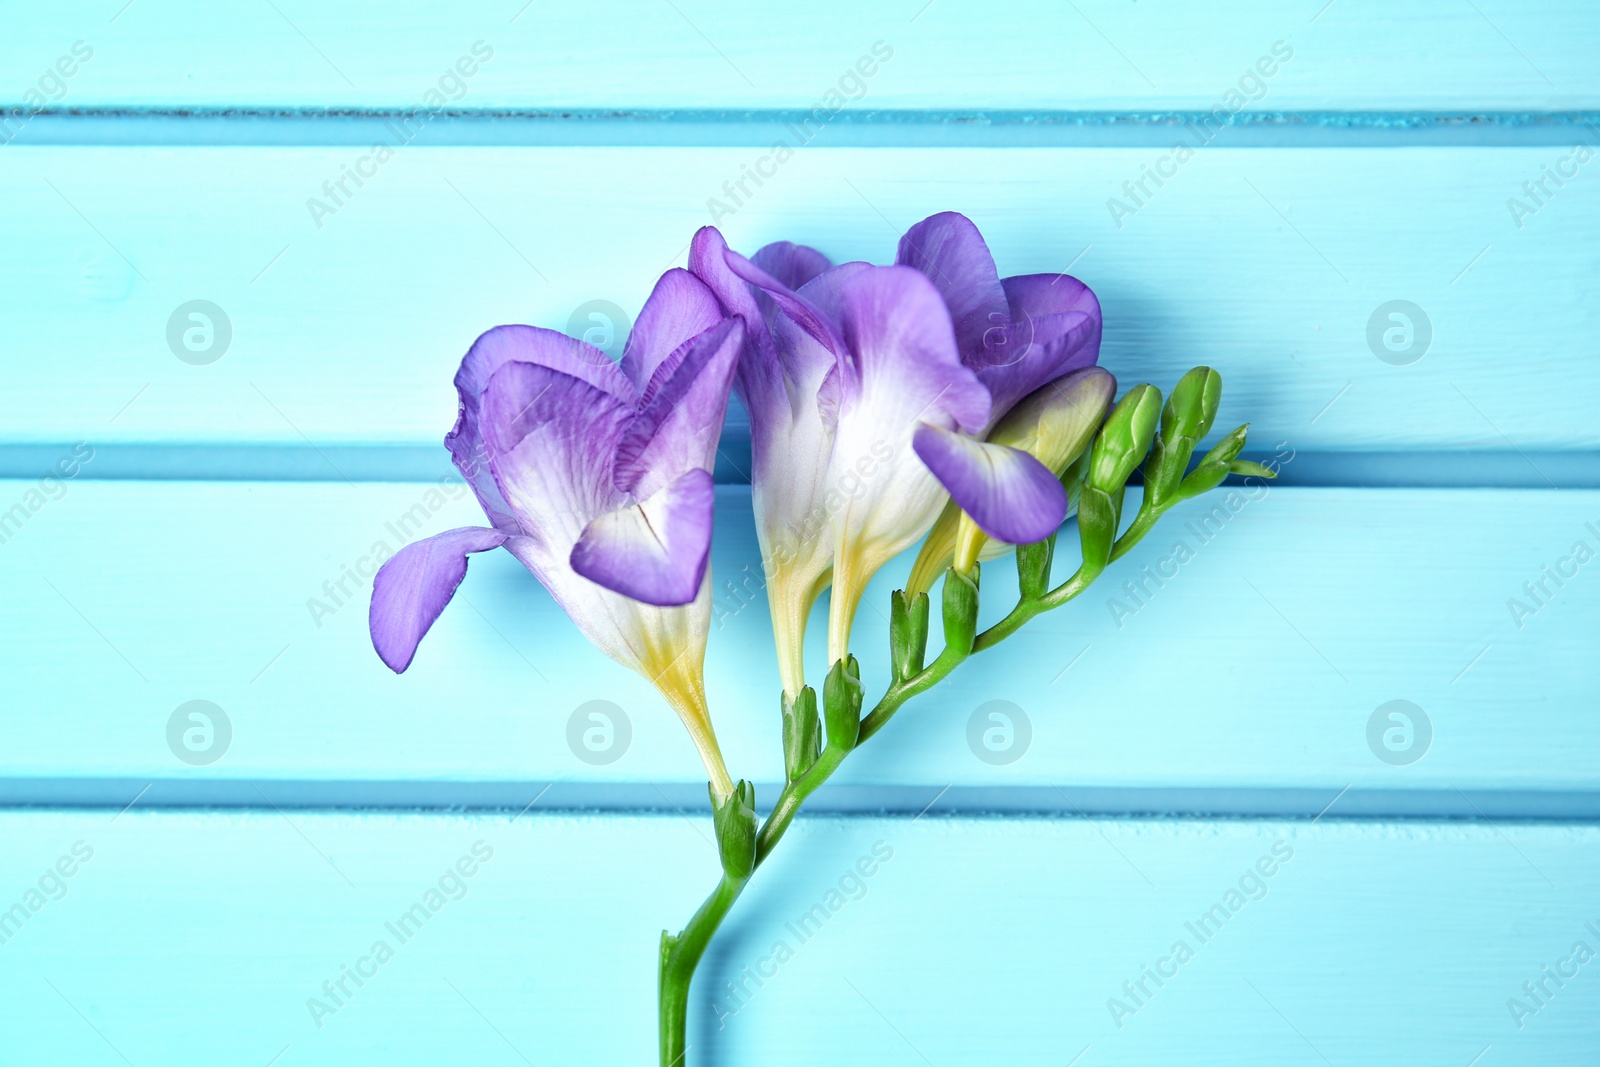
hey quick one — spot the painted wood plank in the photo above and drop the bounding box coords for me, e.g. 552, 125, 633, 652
0, 810, 1593, 1064
1, 481, 1593, 794
3, 1, 1597, 112
2, 146, 1596, 454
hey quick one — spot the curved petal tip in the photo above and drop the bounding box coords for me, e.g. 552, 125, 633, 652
913, 424, 1067, 545
570, 468, 716, 606
369, 527, 509, 673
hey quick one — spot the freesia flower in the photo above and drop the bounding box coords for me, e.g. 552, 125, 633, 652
689, 229, 836, 700
693, 213, 1104, 680
368, 269, 744, 797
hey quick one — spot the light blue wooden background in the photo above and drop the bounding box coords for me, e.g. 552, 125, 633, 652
1, 2, 1596, 1064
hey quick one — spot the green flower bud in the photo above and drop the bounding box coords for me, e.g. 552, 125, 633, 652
941, 564, 981, 656
1199, 423, 1249, 465
1144, 368, 1223, 508
1077, 485, 1119, 575
822, 656, 863, 753
1175, 425, 1252, 501
1161, 366, 1223, 443
989, 367, 1117, 478
1088, 384, 1161, 492
710, 779, 757, 880
781, 686, 821, 783
1016, 535, 1055, 601
890, 590, 930, 682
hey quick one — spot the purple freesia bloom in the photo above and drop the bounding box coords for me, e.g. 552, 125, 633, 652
895, 211, 1103, 537
369, 268, 744, 796
692, 214, 1103, 677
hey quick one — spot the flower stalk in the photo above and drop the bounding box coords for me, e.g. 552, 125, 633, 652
658, 369, 1270, 1063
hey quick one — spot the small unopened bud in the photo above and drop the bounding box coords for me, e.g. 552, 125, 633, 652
989, 367, 1117, 478
1176, 425, 1253, 500
1161, 366, 1222, 443
1199, 423, 1249, 465
1088, 384, 1161, 492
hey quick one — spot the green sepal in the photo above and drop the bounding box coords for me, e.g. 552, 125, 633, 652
1143, 433, 1195, 510
1088, 384, 1162, 492
710, 779, 757, 880
1077, 485, 1119, 575
1016, 534, 1055, 601
941, 563, 981, 656
1227, 459, 1278, 479
890, 590, 930, 682
1060, 451, 1091, 511
659, 928, 678, 988
781, 687, 821, 783
822, 656, 863, 753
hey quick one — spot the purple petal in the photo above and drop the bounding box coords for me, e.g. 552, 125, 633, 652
459, 324, 635, 403
570, 468, 715, 606
1003, 272, 1102, 325
750, 241, 831, 294
615, 318, 744, 498
896, 212, 1009, 363
369, 526, 509, 672
912, 423, 1068, 544
835, 265, 991, 434
620, 268, 725, 394
445, 325, 631, 534
480, 360, 635, 556
962, 274, 1104, 420
689, 227, 783, 409
724, 249, 847, 360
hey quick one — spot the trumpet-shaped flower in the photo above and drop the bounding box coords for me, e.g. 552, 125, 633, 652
696, 233, 1073, 670
368, 269, 744, 796
689, 229, 837, 698
695, 214, 1104, 680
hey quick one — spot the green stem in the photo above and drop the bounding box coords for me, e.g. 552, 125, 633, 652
659, 871, 747, 1067
658, 502, 1171, 1064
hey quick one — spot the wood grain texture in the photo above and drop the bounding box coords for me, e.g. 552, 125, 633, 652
2, 481, 1592, 794
0, 810, 1593, 1064
2, 146, 1596, 453
3, 0, 1597, 111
